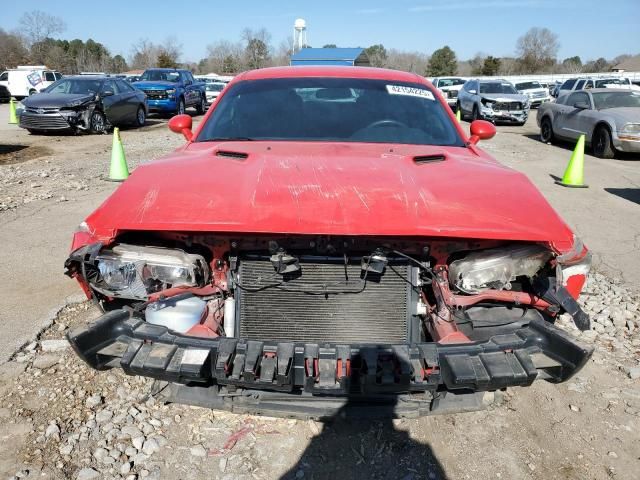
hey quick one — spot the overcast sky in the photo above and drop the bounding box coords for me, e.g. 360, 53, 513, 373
2, 0, 639, 63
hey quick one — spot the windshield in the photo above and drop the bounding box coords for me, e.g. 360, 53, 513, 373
196, 78, 464, 147
594, 78, 628, 88
515, 81, 541, 90
438, 78, 465, 87
140, 70, 180, 82
206, 83, 224, 92
480, 82, 518, 94
592, 91, 640, 110
44, 78, 103, 95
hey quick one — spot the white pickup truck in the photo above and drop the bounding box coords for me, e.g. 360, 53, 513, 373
514, 81, 551, 108
431, 77, 466, 110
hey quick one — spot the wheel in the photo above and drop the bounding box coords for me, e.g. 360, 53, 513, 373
195, 95, 206, 115
135, 106, 146, 127
472, 105, 481, 121
592, 125, 615, 159
176, 98, 185, 115
89, 111, 106, 134
540, 117, 554, 143
28, 89, 36, 96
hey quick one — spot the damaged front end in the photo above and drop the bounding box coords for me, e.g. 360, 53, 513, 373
19, 98, 104, 133
64, 234, 593, 418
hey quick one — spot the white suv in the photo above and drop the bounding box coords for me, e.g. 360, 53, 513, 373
514, 80, 551, 108
0, 66, 63, 98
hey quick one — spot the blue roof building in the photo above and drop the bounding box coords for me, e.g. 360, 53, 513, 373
290, 48, 370, 67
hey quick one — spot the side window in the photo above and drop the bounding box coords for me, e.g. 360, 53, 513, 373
0, 72, 7, 81
562, 79, 576, 89
44, 71, 56, 82
575, 80, 585, 90
184, 72, 194, 84
566, 92, 589, 107
117, 80, 134, 92
584, 80, 593, 89
54, 72, 63, 80
103, 80, 118, 94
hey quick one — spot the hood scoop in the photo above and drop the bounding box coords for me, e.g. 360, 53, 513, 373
216, 150, 249, 160
413, 153, 446, 165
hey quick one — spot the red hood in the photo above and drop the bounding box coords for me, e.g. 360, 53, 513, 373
85, 142, 575, 252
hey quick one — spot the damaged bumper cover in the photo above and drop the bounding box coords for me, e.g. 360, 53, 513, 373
19, 106, 94, 131
68, 309, 593, 415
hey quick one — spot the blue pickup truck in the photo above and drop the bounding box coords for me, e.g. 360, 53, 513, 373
132, 68, 206, 115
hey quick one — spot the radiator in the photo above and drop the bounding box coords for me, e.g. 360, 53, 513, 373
237, 257, 411, 344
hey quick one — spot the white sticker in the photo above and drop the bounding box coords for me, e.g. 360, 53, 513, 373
386, 85, 435, 101
181, 348, 209, 366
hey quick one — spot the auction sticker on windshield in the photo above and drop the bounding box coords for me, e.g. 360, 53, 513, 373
386, 85, 435, 101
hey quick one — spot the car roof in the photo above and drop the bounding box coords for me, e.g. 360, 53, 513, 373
62, 75, 109, 80
477, 78, 509, 83
236, 66, 425, 84
582, 88, 634, 94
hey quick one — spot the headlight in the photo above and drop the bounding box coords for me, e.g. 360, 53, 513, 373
620, 123, 640, 134
92, 244, 209, 300
449, 245, 551, 294
166, 88, 176, 95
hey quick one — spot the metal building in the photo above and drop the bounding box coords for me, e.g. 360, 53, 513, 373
290, 48, 370, 67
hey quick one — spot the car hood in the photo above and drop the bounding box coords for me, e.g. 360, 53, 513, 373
132, 81, 178, 90
519, 88, 547, 95
84, 142, 576, 252
481, 93, 528, 102
439, 85, 463, 92
23, 93, 95, 108
601, 107, 640, 126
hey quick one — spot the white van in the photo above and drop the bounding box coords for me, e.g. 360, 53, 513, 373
0, 66, 63, 98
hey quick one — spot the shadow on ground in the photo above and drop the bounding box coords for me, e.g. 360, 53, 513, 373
280, 398, 447, 480
605, 188, 640, 206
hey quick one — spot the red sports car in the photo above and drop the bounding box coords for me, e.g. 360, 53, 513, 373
65, 66, 593, 417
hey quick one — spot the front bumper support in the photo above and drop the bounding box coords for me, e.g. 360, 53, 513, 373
68, 310, 593, 399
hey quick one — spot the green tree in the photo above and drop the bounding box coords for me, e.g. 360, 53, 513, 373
584, 57, 609, 72
365, 44, 387, 67
426, 46, 457, 76
222, 54, 240, 73
156, 50, 178, 68
481, 56, 501, 76
245, 38, 269, 69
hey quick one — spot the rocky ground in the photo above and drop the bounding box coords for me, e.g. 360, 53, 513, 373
1, 273, 639, 480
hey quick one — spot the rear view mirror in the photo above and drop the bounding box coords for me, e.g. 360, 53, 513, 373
573, 101, 590, 110
469, 120, 496, 145
168, 114, 193, 141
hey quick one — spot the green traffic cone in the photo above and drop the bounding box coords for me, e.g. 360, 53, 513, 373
556, 134, 588, 188
455, 108, 461, 122
108, 128, 129, 181
8, 98, 17, 124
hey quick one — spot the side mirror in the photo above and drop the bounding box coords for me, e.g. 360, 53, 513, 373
168, 114, 193, 141
185, 80, 192, 86
469, 89, 477, 95
573, 101, 590, 110
469, 120, 496, 145
101, 90, 114, 97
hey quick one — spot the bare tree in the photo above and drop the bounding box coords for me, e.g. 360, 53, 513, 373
515, 27, 559, 73
242, 28, 272, 69
19, 10, 66, 46
0, 29, 30, 69
159, 36, 182, 65
385, 49, 429, 74
130, 39, 160, 69
203, 40, 244, 73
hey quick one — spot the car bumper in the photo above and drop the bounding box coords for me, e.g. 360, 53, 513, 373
68, 309, 592, 417
613, 134, 640, 153
529, 97, 551, 107
19, 110, 80, 131
481, 108, 529, 124
147, 99, 178, 112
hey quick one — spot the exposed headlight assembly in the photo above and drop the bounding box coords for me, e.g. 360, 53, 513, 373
166, 88, 176, 95
449, 245, 552, 294
92, 244, 209, 300
620, 123, 640, 135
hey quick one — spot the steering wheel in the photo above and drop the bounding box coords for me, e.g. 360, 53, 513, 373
364, 119, 408, 130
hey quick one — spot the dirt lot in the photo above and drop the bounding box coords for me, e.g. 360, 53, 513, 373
1, 105, 639, 480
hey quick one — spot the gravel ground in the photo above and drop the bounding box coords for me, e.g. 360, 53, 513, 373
1, 108, 640, 479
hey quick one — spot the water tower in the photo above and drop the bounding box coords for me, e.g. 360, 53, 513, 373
293, 18, 307, 53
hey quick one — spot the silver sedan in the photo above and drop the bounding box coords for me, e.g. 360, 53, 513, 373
537, 88, 640, 158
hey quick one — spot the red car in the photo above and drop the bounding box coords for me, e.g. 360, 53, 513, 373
65, 67, 593, 417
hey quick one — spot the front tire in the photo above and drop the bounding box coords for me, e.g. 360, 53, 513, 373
540, 117, 554, 143
135, 106, 146, 127
89, 111, 106, 134
176, 98, 185, 116
472, 105, 481, 121
592, 125, 615, 159
195, 95, 206, 115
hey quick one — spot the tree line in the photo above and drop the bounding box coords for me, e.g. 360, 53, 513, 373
0, 12, 636, 78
